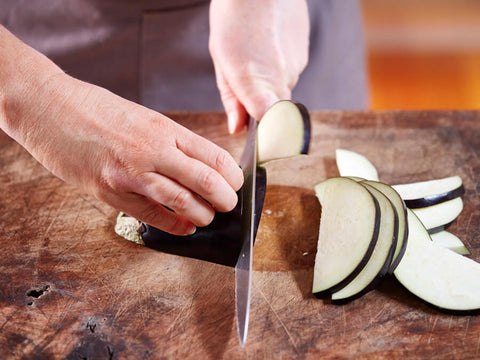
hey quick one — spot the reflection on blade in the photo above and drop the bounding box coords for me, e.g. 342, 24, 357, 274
235, 116, 257, 347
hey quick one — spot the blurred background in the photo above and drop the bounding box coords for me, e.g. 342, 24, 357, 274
362, 0, 480, 110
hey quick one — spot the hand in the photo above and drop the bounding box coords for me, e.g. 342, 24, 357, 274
209, 0, 310, 133
1, 27, 244, 236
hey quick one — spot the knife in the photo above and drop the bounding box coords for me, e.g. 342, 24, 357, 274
236, 116, 258, 347
114, 116, 267, 347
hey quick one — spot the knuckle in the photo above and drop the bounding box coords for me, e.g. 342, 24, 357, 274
139, 203, 163, 225
94, 167, 130, 200
139, 203, 190, 237
167, 216, 193, 236
198, 169, 218, 195
214, 149, 229, 172
159, 211, 194, 236
170, 189, 191, 212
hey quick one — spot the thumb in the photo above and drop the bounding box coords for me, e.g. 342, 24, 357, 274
246, 90, 283, 121
230, 77, 290, 121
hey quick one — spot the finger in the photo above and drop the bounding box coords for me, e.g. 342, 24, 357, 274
155, 148, 240, 213
286, 71, 301, 92
138, 172, 215, 227
226, 74, 284, 121
174, 127, 244, 192
213, 65, 249, 134
227, 100, 248, 135
108, 192, 197, 236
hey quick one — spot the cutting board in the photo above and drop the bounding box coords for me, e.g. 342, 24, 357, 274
1, 111, 480, 359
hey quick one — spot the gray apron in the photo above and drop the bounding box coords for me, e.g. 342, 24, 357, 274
0, 0, 368, 112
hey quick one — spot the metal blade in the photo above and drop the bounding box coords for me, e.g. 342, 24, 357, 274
235, 116, 257, 347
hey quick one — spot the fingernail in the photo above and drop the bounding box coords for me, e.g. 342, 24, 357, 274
227, 112, 237, 134
186, 224, 196, 236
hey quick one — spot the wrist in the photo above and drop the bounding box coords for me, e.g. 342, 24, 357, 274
0, 25, 65, 144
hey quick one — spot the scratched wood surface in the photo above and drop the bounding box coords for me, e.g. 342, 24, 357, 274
1, 111, 480, 359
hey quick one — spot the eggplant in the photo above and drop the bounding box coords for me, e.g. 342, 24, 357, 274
393, 176, 465, 209
257, 100, 311, 164
412, 197, 463, 231
394, 210, 480, 313
115, 167, 267, 267
331, 183, 397, 303
430, 230, 470, 255
335, 149, 379, 181
313, 177, 381, 297
361, 180, 409, 273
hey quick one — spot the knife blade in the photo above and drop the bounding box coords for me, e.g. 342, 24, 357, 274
236, 116, 258, 347
114, 115, 266, 347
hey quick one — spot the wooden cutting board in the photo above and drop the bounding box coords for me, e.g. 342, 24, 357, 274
2, 111, 480, 359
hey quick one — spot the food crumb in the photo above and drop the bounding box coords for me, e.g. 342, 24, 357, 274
114, 212, 145, 245
302, 252, 309, 256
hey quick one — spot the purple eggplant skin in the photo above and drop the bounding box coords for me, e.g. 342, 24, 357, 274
388, 204, 409, 273
313, 194, 382, 299
141, 167, 267, 267
292, 101, 311, 155
403, 185, 465, 209
427, 221, 454, 235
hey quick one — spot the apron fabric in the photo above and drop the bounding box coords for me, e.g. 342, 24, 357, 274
0, 0, 368, 112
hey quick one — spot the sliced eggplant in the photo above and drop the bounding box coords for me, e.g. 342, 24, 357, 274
412, 197, 463, 231
361, 180, 408, 273
394, 210, 480, 313
331, 183, 397, 303
393, 176, 464, 208
430, 231, 470, 255
335, 149, 379, 181
427, 222, 453, 235
345, 176, 366, 182
313, 177, 380, 297
257, 100, 311, 164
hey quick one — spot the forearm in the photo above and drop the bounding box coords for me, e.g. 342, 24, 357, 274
0, 25, 65, 145
0, 21, 244, 236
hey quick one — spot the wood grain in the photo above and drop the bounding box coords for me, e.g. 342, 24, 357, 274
2, 111, 480, 359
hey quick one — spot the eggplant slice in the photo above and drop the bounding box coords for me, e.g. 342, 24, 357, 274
313, 177, 381, 297
257, 100, 311, 164
394, 210, 480, 313
393, 176, 464, 209
362, 180, 409, 273
430, 230, 470, 255
335, 149, 379, 181
331, 183, 397, 303
412, 197, 463, 231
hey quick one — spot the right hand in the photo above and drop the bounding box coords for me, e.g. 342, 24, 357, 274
1, 27, 244, 236
209, 0, 310, 133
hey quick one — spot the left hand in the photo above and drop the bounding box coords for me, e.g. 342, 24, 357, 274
209, 0, 310, 133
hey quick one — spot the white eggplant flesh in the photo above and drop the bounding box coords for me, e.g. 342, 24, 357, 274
257, 100, 310, 164
412, 197, 463, 231
362, 180, 408, 273
430, 231, 470, 255
313, 177, 380, 296
393, 176, 464, 209
331, 183, 396, 302
335, 149, 379, 181
394, 210, 480, 312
